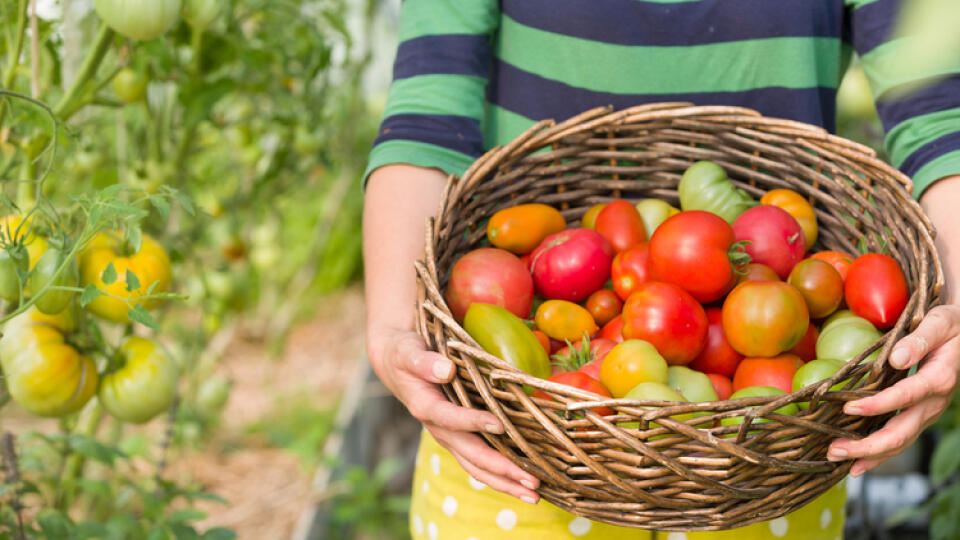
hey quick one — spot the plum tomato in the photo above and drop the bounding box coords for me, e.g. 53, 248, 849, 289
733, 205, 806, 279
595, 200, 647, 253
688, 307, 744, 378
622, 281, 708, 366
464, 303, 551, 381
445, 248, 533, 322
611, 243, 654, 301
844, 253, 909, 329
535, 300, 598, 342
787, 258, 844, 319
599, 340, 668, 398
732, 354, 804, 394
530, 229, 614, 302
585, 289, 623, 326
486, 203, 566, 255
722, 281, 810, 357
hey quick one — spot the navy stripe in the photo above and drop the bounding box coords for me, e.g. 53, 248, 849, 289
849, 0, 901, 55
876, 74, 960, 131
502, 0, 844, 47
900, 132, 960, 177
372, 114, 483, 157
392, 34, 491, 80
488, 60, 836, 130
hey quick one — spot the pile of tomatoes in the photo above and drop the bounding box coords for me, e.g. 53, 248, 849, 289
446, 161, 909, 426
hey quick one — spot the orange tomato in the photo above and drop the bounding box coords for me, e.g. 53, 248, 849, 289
486, 204, 566, 254
732, 354, 803, 394
581, 203, 607, 229
535, 300, 598, 342
810, 250, 855, 282
532, 329, 551, 355
599, 340, 669, 398
760, 189, 818, 250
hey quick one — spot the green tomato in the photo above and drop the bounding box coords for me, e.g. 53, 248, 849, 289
111, 68, 147, 104
100, 337, 178, 424
0, 245, 29, 302
721, 386, 799, 435
620, 382, 692, 435
463, 303, 550, 381
182, 0, 223, 30
816, 318, 882, 364
93, 0, 182, 41
634, 199, 679, 236
819, 309, 872, 334
792, 358, 847, 410
30, 248, 79, 315
196, 376, 231, 417
678, 161, 756, 224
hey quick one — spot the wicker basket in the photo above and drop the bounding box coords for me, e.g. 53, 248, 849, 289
413, 103, 943, 531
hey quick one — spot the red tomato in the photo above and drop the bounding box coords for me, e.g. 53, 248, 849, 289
585, 289, 623, 326
706, 373, 733, 400
736, 263, 780, 285
649, 211, 743, 303
845, 253, 909, 329
595, 200, 647, 253
733, 206, 806, 279
732, 354, 804, 394
599, 315, 624, 343
530, 229, 614, 302
532, 371, 614, 416
532, 330, 551, 355
611, 243, 654, 301
810, 250, 855, 281
554, 338, 617, 380
722, 281, 810, 357
788, 259, 844, 319
787, 322, 819, 362
688, 308, 744, 378
445, 248, 533, 322
622, 282, 708, 366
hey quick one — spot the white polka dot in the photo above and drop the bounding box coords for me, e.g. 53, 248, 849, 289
422, 480, 429, 493
427, 521, 438, 540
430, 454, 441, 475
412, 514, 423, 535
468, 475, 486, 490
496, 509, 518, 530
667, 534, 688, 540
820, 508, 832, 529
569, 517, 592, 536
769, 517, 789, 537
442, 495, 458, 517
467, 538, 478, 540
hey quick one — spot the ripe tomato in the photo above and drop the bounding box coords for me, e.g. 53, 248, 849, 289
733, 206, 806, 279
635, 199, 680, 237
810, 250, 854, 281
486, 204, 566, 255
581, 203, 606, 229
553, 337, 617, 379
594, 200, 647, 253
622, 282, 708, 365
649, 211, 744, 303
677, 161, 756, 224
529, 229, 614, 302
79, 232, 172, 323
787, 259, 844, 319
100, 337, 178, 423
532, 330, 551, 355
787, 322, 819, 361
611, 243, 653, 301
599, 315, 624, 343
93, 0, 182, 41
844, 253, 909, 329
585, 289, 622, 326
732, 354, 803, 394
722, 281, 810, 357
533, 371, 613, 416
535, 300, 598, 342
599, 340, 669, 398
463, 303, 551, 380
30, 248, 79, 315
445, 248, 533, 322
688, 308, 743, 378
736, 263, 780, 285
706, 373, 733, 400
760, 189, 818, 250
111, 68, 147, 104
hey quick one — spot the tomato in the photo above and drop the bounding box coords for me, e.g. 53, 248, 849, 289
445, 248, 533, 322
787, 322, 819, 361
677, 161, 756, 224
622, 282, 708, 366
760, 189, 818, 250
532, 371, 613, 416
844, 253, 909, 329
487, 204, 566, 255
687, 308, 743, 378
182, 0, 223, 30
733, 206, 806, 279
820, 309, 868, 334
649, 211, 745, 303
595, 200, 647, 253
93, 0, 182, 41
610, 243, 653, 301
535, 300, 598, 342
100, 337, 178, 423
1, 215, 47, 268
816, 315, 882, 364
79, 233, 172, 323
599, 340, 668, 398
0, 245, 29, 302
581, 203, 606, 229
736, 263, 780, 285
787, 259, 843, 319
195, 376, 231, 417
532, 330, 551, 355
667, 366, 719, 403
706, 373, 733, 400
722, 281, 809, 357
732, 354, 803, 394
810, 251, 854, 281
111, 68, 147, 104
792, 358, 846, 409
29, 248, 79, 315
463, 303, 551, 380
622, 382, 694, 433
599, 315, 624, 343
529, 229, 614, 302
635, 199, 680, 237
720, 386, 799, 434
585, 289, 622, 326
553, 337, 616, 376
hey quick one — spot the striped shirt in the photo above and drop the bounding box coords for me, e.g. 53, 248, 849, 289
365, 0, 960, 198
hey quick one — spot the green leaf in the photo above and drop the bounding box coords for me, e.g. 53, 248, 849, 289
80, 284, 102, 307
74, 522, 110, 539
932, 429, 960, 485
128, 305, 159, 330
37, 508, 74, 538
202, 528, 237, 540
147, 527, 172, 540
151, 195, 171, 219
127, 224, 143, 254
165, 509, 207, 525
147, 280, 159, 294
126, 269, 141, 292
174, 191, 195, 216
67, 434, 125, 465
101, 262, 117, 285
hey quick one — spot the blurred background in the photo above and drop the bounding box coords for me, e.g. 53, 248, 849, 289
0, 0, 958, 539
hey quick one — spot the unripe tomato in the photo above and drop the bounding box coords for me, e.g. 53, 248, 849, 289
599, 315, 624, 343
621, 382, 694, 433
816, 315, 882, 364
535, 300, 598, 342
722, 281, 809, 357
667, 365, 719, 403
844, 253, 909, 329
30, 248, 79, 315
634, 199, 679, 237
1, 215, 47, 268
0, 245, 29, 302
182, 0, 223, 30
736, 263, 780, 285
445, 248, 533, 322
787, 259, 844, 319
599, 340, 668, 398
594, 200, 647, 253
93, 0, 182, 41
486, 204, 566, 255
585, 289, 622, 326
706, 373, 733, 400
611, 243, 653, 301
760, 189, 818, 250
532, 371, 613, 416
732, 354, 803, 394
688, 308, 743, 378
195, 376, 231, 417
463, 303, 551, 380
678, 161, 756, 224
529, 229, 613, 302
721, 386, 798, 434
733, 206, 806, 279
810, 250, 854, 281
622, 282, 708, 366
111, 68, 147, 104
79, 233, 172, 322
100, 337, 178, 423
581, 203, 606, 229
792, 359, 846, 409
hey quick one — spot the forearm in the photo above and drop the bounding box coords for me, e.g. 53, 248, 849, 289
919, 175, 960, 304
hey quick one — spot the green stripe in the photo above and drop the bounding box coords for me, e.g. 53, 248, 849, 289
383, 75, 487, 120
845, 0, 883, 9
484, 105, 536, 149
497, 16, 842, 94
911, 150, 960, 199
885, 107, 960, 167
399, 0, 499, 40
860, 37, 960, 98
362, 139, 477, 189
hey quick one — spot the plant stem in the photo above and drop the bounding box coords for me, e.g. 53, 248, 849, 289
1, 432, 26, 540
52, 24, 115, 120
55, 400, 105, 511
0, 0, 30, 125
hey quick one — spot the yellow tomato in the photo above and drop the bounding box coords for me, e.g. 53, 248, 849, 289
760, 189, 818, 250
534, 299, 598, 342
581, 203, 606, 230
99, 337, 178, 423
79, 233, 172, 322
486, 204, 566, 254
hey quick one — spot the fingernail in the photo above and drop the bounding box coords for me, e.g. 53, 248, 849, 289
521, 495, 538, 505
521, 478, 538, 490
433, 360, 453, 380
484, 423, 503, 435
845, 405, 863, 416
828, 447, 848, 461
890, 347, 910, 369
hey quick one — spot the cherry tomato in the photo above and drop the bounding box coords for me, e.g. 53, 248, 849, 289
787, 322, 819, 362
533, 371, 613, 416
733, 206, 806, 279
595, 200, 647, 253
760, 189, 818, 250
599, 315, 624, 343
844, 253, 909, 329
810, 250, 854, 281
736, 263, 780, 285
599, 340, 668, 398
585, 289, 622, 326
722, 281, 810, 357
706, 373, 733, 400
445, 248, 533, 322
688, 307, 744, 378
622, 281, 708, 366
581, 203, 606, 230
611, 243, 653, 301
732, 354, 803, 394
487, 204, 566, 255
535, 300, 598, 342
787, 259, 844, 319
530, 229, 614, 302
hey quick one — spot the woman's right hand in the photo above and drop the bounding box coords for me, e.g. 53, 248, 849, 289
368, 327, 541, 504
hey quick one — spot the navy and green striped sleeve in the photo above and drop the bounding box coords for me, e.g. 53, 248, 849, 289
362, 0, 500, 184
848, 0, 960, 197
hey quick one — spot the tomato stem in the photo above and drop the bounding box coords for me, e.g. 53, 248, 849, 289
0, 0, 29, 125
54, 400, 104, 511
53, 24, 115, 120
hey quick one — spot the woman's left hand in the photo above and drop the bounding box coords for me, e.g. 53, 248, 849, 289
827, 304, 960, 475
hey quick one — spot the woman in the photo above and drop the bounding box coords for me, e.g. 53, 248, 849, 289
363, 1, 960, 537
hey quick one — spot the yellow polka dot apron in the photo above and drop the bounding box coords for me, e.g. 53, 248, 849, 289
410, 430, 846, 539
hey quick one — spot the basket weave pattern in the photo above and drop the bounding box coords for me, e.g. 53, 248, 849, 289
414, 104, 943, 530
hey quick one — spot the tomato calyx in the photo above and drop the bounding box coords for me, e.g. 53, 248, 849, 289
728, 241, 752, 273
551, 333, 593, 371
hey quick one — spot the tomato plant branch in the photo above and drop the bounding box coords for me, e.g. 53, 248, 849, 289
0, 0, 28, 125
1, 432, 27, 540
53, 24, 115, 121
55, 401, 105, 511
28, 0, 38, 98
